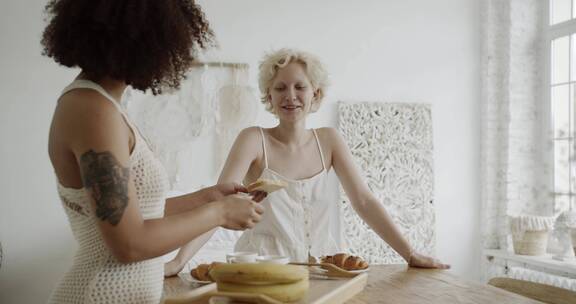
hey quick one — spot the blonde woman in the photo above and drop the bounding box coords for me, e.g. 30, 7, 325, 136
168, 48, 448, 273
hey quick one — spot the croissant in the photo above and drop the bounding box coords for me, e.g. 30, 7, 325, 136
190, 262, 223, 281
321, 253, 369, 271
246, 179, 287, 193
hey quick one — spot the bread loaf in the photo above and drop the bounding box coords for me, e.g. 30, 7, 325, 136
190, 262, 223, 281
321, 253, 369, 271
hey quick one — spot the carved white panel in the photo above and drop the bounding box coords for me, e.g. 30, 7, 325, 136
338, 102, 435, 264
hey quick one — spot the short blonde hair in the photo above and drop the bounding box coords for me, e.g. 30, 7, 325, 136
258, 48, 329, 113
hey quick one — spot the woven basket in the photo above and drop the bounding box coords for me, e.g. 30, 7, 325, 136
509, 215, 555, 256
511, 230, 549, 256
512, 230, 548, 255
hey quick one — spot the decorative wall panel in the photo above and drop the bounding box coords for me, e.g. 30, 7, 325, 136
338, 102, 435, 264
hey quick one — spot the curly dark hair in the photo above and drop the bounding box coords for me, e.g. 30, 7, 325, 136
41, 0, 215, 94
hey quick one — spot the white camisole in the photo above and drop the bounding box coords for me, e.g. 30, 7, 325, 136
234, 128, 342, 262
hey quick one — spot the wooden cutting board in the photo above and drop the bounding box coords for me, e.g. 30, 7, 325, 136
163, 272, 368, 304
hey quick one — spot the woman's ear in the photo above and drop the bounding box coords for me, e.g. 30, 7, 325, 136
313, 88, 322, 101
310, 89, 322, 113
266, 94, 274, 112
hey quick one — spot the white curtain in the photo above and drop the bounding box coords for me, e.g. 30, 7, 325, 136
481, 0, 550, 251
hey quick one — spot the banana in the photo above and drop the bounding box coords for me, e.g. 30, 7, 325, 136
217, 277, 309, 302
209, 263, 307, 285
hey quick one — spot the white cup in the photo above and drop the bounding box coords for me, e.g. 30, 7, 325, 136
256, 255, 290, 265
226, 252, 257, 263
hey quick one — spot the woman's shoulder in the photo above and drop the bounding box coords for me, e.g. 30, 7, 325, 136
238, 126, 263, 137
57, 89, 122, 119
315, 127, 342, 141
315, 127, 348, 153
54, 89, 129, 138
234, 126, 266, 145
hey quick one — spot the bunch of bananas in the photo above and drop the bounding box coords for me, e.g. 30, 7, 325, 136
209, 263, 309, 302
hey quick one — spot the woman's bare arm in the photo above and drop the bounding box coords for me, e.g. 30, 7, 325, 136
60, 95, 262, 263
326, 128, 448, 268
217, 127, 262, 184
164, 183, 248, 216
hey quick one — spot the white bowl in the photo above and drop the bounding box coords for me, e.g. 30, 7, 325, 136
256, 255, 289, 264
226, 252, 257, 263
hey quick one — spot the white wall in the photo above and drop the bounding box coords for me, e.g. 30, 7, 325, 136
0, 0, 480, 303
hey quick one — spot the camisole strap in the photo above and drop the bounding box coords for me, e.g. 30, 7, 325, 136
259, 127, 269, 169
312, 129, 326, 171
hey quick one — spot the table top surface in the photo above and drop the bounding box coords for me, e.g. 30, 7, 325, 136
164, 264, 544, 304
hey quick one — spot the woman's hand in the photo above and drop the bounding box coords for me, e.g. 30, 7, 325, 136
204, 183, 247, 202
165, 183, 250, 216
408, 252, 450, 269
249, 190, 267, 202
217, 194, 264, 230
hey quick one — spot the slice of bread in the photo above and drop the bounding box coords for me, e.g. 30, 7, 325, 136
246, 179, 287, 193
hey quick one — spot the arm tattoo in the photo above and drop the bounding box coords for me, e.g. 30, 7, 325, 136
80, 150, 130, 226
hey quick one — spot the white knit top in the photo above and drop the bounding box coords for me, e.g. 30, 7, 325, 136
48, 80, 169, 304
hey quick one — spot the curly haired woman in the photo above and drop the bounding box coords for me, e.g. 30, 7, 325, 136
43, 1, 264, 303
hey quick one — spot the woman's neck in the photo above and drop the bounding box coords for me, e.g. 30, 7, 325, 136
76, 72, 127, 103
270, 120, 311, 148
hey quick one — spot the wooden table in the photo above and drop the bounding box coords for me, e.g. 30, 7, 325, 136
164, 265, 544, 303
346, 265, 543, 304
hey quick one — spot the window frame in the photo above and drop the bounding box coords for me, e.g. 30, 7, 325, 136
546, 0, 576, 213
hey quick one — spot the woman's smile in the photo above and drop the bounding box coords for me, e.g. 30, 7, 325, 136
281, 104, 303, 112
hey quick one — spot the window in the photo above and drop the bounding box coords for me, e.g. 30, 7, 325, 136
549, 0, 576, 212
